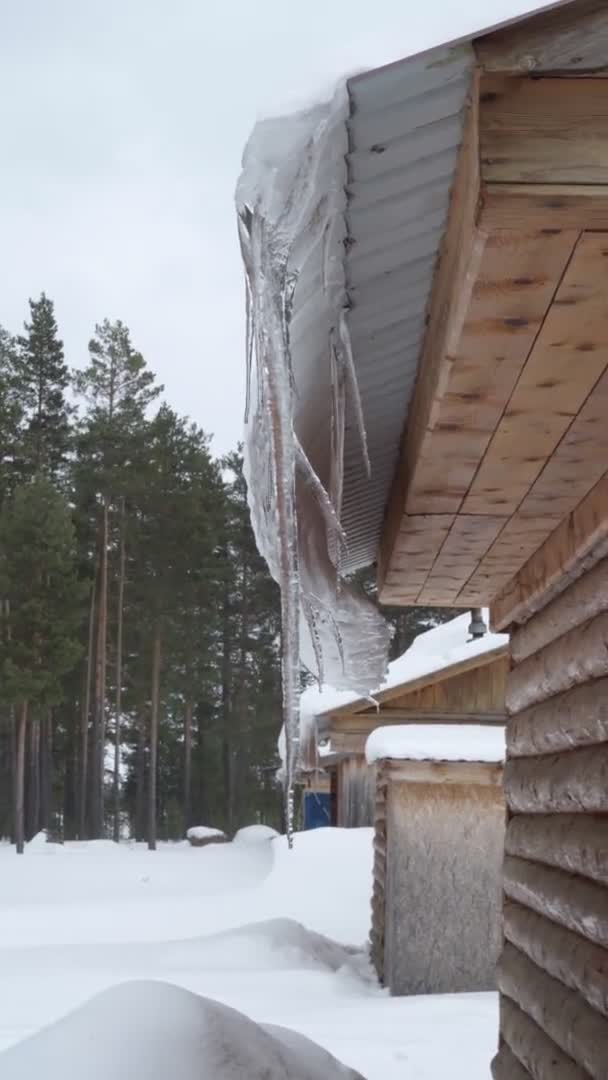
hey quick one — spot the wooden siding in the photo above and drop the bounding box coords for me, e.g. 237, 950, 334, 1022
335, 755, 376, 828
492, 555, 608, 1079
372, 762, 505, 995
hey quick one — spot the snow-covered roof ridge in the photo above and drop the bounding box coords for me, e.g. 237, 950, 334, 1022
365, 723, 506, 766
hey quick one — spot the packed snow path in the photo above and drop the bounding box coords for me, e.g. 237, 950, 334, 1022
0, 828, 498, 1078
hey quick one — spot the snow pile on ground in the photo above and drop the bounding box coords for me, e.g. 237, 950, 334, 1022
0, 980, 364, 1080
366, 724, 506, 765
0, 827, 498, 1079
186, 825, 226, 840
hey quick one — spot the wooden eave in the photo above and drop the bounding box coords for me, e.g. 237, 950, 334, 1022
378, 0, 608, 611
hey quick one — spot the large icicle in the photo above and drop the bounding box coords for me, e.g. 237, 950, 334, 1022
236, 90, 391, 844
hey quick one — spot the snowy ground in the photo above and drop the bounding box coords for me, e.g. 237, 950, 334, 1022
0, 827, 497, 1078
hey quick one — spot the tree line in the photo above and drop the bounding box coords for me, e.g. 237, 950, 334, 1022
0, 294, 283, 853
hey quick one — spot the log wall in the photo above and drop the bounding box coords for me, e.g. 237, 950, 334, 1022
492, 555, 608, 1080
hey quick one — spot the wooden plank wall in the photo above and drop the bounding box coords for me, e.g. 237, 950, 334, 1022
336, 756, 376, 827
492, 556, 608, 1080
369, 764, 387, 984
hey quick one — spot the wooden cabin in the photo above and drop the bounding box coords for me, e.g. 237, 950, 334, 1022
239, 2, 608, 1076
368, 724, 505, 996
307, 614, 508, 828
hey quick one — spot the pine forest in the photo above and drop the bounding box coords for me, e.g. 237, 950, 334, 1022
0, 294, 453, 853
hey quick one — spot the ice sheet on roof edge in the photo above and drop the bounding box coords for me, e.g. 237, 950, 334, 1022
236, 86, 392, 839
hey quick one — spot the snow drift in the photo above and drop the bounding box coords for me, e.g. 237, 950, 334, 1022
0, 980, 365, 1080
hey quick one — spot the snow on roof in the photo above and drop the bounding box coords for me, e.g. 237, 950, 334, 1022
277, 612, 507, 767
301, 611, 507, 725
365, 724, 505, 766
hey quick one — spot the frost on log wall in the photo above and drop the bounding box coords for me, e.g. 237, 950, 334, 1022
372, 765, 504, 995
492, 556, 608, 1080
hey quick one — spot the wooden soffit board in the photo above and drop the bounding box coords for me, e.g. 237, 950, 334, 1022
378, 59, 608, 608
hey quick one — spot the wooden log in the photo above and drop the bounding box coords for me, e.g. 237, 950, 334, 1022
491, 1044, 533, 1080
504, 899, 608, 1019
511, 559, 608, 664
504, 744, 608, 815
387, 760, 504, 787
480, 184, 608, 233
506, 815, 608, 886
506, 611, 608, 715
498, 942, 608, 1078
475, 0, 608, 75
479, 76, 608, 184
504, 855, 608, 949
499, 994, 588, 1080
491, 473, 608, 633
507, 679, 608, 759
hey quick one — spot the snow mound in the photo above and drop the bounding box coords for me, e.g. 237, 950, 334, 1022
366, 724, 506, 765
166, 918, 362, 974
0, 980, 364, 1080
234, 824, 280, 844
186, 826, 226, 841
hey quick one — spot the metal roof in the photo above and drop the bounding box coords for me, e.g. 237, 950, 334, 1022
339, 43, 474, 570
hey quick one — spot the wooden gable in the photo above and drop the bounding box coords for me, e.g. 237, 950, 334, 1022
378, 0, 608, 609
327, 647, 507, 754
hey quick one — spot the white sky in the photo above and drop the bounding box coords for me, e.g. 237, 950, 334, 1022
1, 1, 554, 454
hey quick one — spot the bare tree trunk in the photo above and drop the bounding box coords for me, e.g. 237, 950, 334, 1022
235, 559, 249, 829
113, 498, 126, 844
27, 717, 40, 840
183, 698, 193, 836
220, 575, 233, 833
79, 577, 96, 840
92, 500, 109, 837
40, 708, 53, 834
148, 624, 161, 851
15, 701, 27, 854
135, 699, 147, 842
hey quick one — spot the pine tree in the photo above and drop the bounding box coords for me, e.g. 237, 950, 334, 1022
15, 295, 71, 483
0, 480, 86, 852
0, 327, 23, 504
74, 319, 161, 838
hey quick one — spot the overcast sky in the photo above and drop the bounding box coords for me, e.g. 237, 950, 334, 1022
1, 1, 551, 455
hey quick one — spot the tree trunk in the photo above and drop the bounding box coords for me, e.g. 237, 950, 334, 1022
15, 701, 28, 854
40, 708, 53, 834
27, 717, 40, 840
235, 558, 249, 829
92, 500, 109, 837
148, 623, 161, 851
220, 570, 233, 833
79, 576, 96, 840
183, 698, 193, 836
134, 698, 146, 842
113, 498, 126, 844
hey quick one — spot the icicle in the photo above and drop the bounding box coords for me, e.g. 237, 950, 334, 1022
338, 308, 371, 479
301, 596, 325, 687
244, 276, 254, 424
294, 436, 347, 557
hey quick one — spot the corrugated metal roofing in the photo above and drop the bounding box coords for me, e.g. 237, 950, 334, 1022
339, 43, 475, 571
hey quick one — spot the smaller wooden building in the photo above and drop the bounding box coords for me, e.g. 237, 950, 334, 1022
299, 613, 508, 829
368, 724, 506, 996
